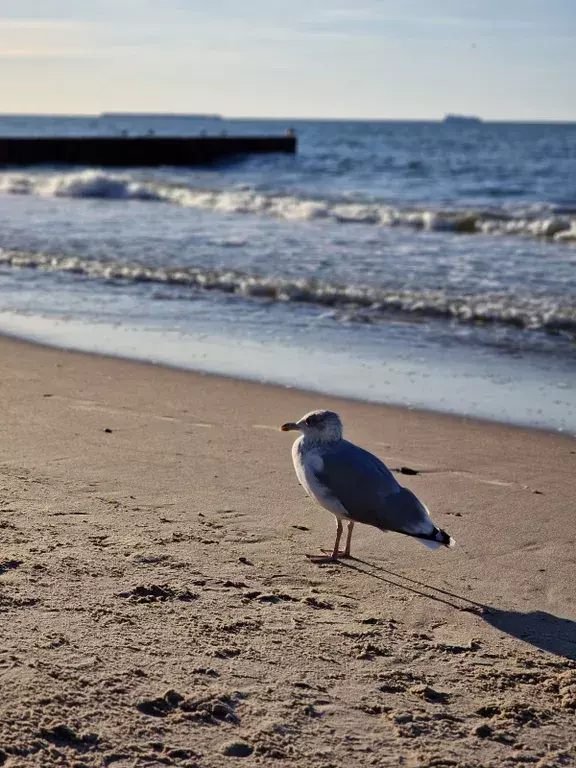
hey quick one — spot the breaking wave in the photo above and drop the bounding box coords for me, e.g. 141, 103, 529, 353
1, 169, 575, 243
1, 249, 574, 336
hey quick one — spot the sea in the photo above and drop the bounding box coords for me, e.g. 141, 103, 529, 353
0, 114, 575, 432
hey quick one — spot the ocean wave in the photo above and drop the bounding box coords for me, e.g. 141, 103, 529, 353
1, 249, 574, 336
0, 169, 575, 243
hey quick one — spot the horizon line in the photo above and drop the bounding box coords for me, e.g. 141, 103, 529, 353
0, 112, 575, 125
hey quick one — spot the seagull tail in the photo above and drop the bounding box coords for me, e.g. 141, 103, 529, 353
414, 528, 456, 550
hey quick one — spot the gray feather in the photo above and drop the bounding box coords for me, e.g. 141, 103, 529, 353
313, 440, 435, 536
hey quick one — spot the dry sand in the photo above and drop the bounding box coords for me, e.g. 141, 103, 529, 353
0, 335, 575, 768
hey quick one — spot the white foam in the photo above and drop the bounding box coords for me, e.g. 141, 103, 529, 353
555, 223, 576, 242
0, 169, 574, 243
1, 248, 574, 335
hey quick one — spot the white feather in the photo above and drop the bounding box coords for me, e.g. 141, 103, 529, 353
292, 437, 350, 519
416, 538, 444, 550
416, 534, 456, 550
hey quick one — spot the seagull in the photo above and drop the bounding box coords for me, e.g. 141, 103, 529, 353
281, 409, 455, 560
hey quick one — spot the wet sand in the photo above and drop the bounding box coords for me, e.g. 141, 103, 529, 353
0, 335, 575, 767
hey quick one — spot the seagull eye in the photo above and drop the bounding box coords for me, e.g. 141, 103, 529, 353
305, 416, 318, 427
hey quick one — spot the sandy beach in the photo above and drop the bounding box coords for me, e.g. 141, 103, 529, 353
0, 334, 575, 768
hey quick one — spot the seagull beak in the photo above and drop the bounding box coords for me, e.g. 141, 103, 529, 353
280, 422, 299, 432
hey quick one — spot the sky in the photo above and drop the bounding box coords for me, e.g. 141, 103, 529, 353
0, 0, 575, 120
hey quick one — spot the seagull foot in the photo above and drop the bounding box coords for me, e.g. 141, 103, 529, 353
305, 550, 352, 564
322, 549, 352, 559
305, 553, 341, 565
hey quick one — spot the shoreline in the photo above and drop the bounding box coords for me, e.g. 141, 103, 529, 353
0, 330, 522, 434
1, 332, 575, 766
1, 316, 574, 437
0, 328, 563, 438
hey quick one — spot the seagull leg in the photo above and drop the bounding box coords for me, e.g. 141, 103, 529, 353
331, 518, 343, 559
306, 519, 346, 564
344, 521, 354, 557
316, 518, 353, 560
322, 519, 353, 558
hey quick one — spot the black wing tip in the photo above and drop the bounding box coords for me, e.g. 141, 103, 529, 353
439, 529, 456, 548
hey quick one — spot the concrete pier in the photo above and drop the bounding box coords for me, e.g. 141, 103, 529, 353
0, 135, 297, 167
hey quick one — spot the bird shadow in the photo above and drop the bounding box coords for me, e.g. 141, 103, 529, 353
483, 609, 576, 663
335, 556, 576, 663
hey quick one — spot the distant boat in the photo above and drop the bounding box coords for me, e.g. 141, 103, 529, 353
99, 112, 222, 121
443, 114, 482, 124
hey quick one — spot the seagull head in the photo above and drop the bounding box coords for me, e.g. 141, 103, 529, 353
280, 410, 343, 443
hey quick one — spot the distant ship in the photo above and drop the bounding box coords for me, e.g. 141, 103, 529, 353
100, 112, 222, 121
443, 114, 482, 124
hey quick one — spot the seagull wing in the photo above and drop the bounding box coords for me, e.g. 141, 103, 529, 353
314, 441, 440, 539
313, 440, 400, 525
